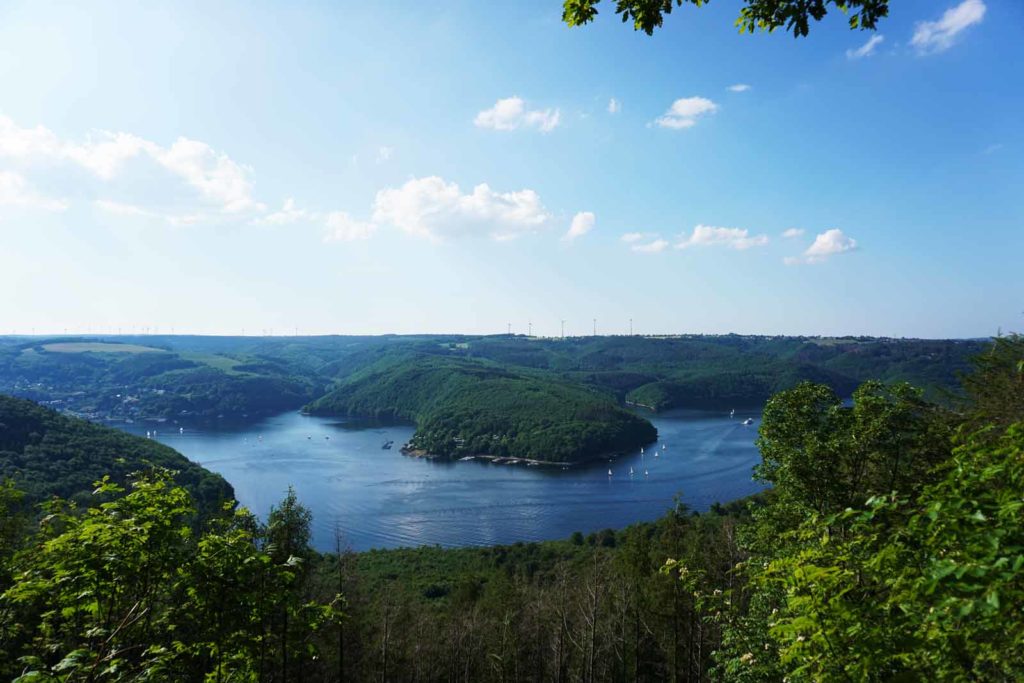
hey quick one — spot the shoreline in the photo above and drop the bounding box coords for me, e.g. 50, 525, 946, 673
399, 444, 650, 470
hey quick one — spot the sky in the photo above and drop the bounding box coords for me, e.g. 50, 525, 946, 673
0, 0, 1020, 339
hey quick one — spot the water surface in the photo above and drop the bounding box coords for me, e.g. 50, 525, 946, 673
122, 409, 766, 551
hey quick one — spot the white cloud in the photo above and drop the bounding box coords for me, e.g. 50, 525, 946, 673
324, 211, 377, 242
0, 115, 62, 158
152, 137, 259, 214
564, 211, 595, 242
258, 198, 313, 225
372, 176, 550, 241
0, 171, 67, 211
786, 228, 857, 265
0, 114, 261, 216
911, 0, 985, 54
376, 146, 394, 164
727, 84, 751, 93
474, 97, 560, 133
654, 97, 718, 129
676, 225, 769, 250
64, 132, 153, 180
607, 98, 621, 114
632, 238, 669, 254
782, 228, 805, 239
846, 34, 885, 59
93, 199, 155, 217
621, 232, 647, 243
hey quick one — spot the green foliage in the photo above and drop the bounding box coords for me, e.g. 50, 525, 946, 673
0, 471, 337, 682
961, 333, 1024, 432
764, 423, 1024, 681
663, 339, 1024, 681
307, 352, 657, 463
756, 380, 950, 516
0, 395, 232, 517
562, 0, 889, 37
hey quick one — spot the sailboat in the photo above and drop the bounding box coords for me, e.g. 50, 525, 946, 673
629, 467, 634, 475
640, 446, 644, 454
730, 408, 735, 418
644, 469, 649, 476
607, 469, 613, 477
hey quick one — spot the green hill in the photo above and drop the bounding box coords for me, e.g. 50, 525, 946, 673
305, 352, 657, 464
0, 394, 233, 515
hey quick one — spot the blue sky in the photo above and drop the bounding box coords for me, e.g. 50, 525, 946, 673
0, 0, 1020, 338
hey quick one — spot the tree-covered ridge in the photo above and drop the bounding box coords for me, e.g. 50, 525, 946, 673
306, 352, 657, 463
0, 334, 984, 424
0, 394, 232, 516
458, 334, 985, 411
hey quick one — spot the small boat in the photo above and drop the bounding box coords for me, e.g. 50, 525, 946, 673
743, 418, 754, 426
307, 435, 312, 440
644, 469, 649, 476
381, 439, 394, 450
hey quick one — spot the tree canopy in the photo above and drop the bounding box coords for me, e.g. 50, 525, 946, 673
562, 0, 890, 37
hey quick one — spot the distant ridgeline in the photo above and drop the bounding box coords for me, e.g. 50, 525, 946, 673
0, 338, 324, 421
0, 334, 984, 427
0, 395, 233, 516
305, 352, 657, 464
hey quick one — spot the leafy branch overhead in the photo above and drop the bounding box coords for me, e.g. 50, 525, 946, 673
562, 0, 890, 37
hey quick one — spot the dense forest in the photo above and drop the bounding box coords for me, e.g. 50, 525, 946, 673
0, 395, 233, 518
305, 352, 657, 463
0, 335, 1020, 681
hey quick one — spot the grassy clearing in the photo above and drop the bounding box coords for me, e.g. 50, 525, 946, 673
180, 352, 247, 375
42, 342, 164, 354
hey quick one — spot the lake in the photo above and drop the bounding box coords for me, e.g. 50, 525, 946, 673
120, 409, 766, 551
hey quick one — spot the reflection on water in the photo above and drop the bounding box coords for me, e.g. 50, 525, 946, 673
120, 409, 766, 551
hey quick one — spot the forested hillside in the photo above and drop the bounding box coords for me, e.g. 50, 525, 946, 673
0, 338, 323, 422
0, 395, 232, 516
0, 335, 1020, 681
305, 352, 657, 463
0, 334, 983, 424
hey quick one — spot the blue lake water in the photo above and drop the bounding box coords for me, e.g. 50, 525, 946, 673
121, 409, 766, 551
